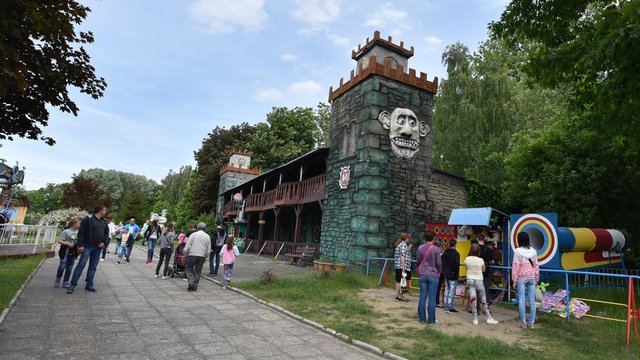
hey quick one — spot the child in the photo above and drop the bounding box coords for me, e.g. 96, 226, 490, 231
116, 227, 130, 264
219, 235, 240, 290
54, 218, 80, 288
114, 221, 124, 255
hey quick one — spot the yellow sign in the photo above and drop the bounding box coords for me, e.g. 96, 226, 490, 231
258, 220, 266, 224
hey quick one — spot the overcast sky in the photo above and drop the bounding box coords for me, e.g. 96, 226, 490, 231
2, 0, 508, 190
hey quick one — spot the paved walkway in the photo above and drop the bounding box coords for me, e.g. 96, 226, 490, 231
0, 244, 382, 360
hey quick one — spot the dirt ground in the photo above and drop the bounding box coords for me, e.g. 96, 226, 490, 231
359, 287, 541, 349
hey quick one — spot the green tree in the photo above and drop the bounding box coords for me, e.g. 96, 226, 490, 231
491, 0, 640, 261
433, 40, 568, 191
79, 168, 158, 212
119, 189, 148, 223
61, 175, 112, 212
192, 123, 256, 215
0, 0, 106, 145
249, 106, 319, 171
315, 102, 331, 148
158, 165, 192, 206
490, 0, 639, 191
174, 176, 198, 231
26, 183, 65, 213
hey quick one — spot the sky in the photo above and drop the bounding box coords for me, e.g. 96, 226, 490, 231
2, 0, 509, 190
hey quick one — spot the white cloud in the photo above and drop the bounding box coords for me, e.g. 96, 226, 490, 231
363, 3, 407, 28
255, 87, 285, 102
189, 0, 267, 34
280, 53, 298, 62
291, 0, 341, 28
255, 81, 323, 102
328, 34, 350, 47
424, 36, 442, 45
287, 81, 323, 98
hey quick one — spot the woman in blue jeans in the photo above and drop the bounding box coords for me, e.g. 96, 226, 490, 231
416, 230, 441, 324
144, 219, 161, 263
512, 232, 539, 328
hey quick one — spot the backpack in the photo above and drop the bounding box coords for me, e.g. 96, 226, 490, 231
214, 226, 227, 247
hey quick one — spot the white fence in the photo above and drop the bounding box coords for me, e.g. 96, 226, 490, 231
0, 224, 58, 252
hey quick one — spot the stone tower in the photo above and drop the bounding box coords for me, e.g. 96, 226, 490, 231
217, 150, 260, 218
320, 31, 439, 266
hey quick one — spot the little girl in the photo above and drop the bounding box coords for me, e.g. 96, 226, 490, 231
54, 217, 80, 288
116, 227, 130, 264
219, 235, 240, 290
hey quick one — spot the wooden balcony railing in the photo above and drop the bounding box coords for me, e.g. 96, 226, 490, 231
223, 174, 325, 217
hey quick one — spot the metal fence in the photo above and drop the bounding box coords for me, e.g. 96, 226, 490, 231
0, 224, 58, 251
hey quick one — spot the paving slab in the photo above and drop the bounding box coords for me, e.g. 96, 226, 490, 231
0, 243, 383, 359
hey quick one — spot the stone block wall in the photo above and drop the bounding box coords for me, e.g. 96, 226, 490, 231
427, 169, 467, 223
320, 75, 436, 266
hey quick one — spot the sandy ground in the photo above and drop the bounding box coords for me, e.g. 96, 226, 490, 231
359, 287, 540, 349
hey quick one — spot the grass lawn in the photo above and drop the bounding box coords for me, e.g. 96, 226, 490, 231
0, 255, 45, 311
236, 271, 640, 360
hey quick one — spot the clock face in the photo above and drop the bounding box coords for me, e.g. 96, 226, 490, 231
384, 56, 398, 69
238, 158, 246, 166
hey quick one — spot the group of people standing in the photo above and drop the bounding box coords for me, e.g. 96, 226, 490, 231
53, 206, 240, 294
395, 228, 540, 328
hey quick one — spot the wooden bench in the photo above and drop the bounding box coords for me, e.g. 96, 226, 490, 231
284, 244, 318, 265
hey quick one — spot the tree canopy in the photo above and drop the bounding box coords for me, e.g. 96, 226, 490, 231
0, 0, 106, 145
61, 175, 112, 212
248, 105, 325, 171
192, 123, 256, 215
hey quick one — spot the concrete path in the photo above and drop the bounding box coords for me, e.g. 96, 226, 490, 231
0, 244, 382, 359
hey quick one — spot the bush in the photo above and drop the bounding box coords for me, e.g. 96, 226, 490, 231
38, 207, 88, 228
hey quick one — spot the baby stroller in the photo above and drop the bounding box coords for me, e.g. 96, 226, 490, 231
168, 242, 187, 278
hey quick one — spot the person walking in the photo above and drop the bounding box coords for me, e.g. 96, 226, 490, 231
67, 205, 108, 294
139, 220, 149, 246
208, 219, 227, 276
183, 223, 211, 291
144, 219, 161, 263
123, 218, 141, 262
114, 221, 124, 255
441, 239, 460, 313
512, 232, 540, 329
220, 235, 240, 290
101, 216, 115, 262
464, 243, 499, 325
393, 233, 412, 301
155, 223, 175, 279
53, 217, 80, 288
416, 230, 442, 325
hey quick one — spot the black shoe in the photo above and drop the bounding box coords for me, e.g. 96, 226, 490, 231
187, 284, 194, 292
66, 288, 74, 294
208, 273, 214, 276
448, 308, 459, 313
126, 258, 130, 262
85, 287, 97, 293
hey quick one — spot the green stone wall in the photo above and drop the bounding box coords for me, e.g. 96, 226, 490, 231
320, 75, 435, 266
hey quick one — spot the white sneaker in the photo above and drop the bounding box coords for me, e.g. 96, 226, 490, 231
154, 274, 158, 278
182, 278, 188, 282
100, 258, 104, 262
472, 318, 478, 326
162, 276, 166, 280
487, 318, 498, 325
222, 285, 226, 290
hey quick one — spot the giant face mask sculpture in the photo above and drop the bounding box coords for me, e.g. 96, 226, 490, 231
378, 108, 429, 159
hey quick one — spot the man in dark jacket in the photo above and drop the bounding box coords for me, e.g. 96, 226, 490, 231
208, 219, 227, 276
441, 239, 460, 312
67, 205, 108, 294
